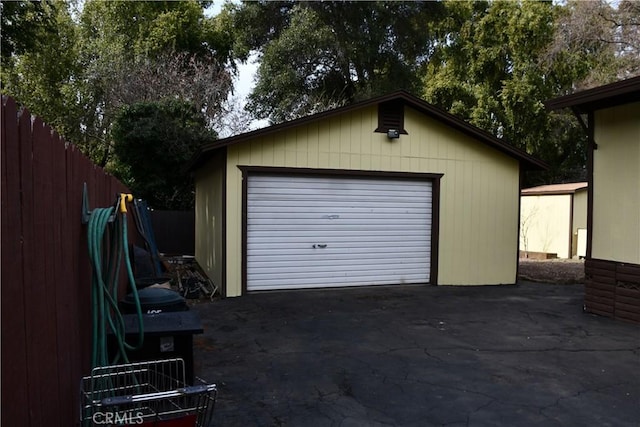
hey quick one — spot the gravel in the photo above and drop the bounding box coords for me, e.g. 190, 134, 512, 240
518, 259, 585, 284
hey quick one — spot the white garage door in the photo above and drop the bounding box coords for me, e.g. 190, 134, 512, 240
246, 175, 432, 291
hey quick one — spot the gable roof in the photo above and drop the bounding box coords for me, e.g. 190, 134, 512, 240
545, 76, 640, 114
190, 90, 547, 171
522, 182, 588, 196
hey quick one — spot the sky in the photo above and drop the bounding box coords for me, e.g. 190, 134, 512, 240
205, 1, 258, 101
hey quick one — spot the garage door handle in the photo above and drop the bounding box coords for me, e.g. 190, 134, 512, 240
313, 244, 327, 249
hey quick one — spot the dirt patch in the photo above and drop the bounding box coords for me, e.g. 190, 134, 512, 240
518, 259, 585, 284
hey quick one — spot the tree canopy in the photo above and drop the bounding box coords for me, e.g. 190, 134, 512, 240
229, 0, 639, 184
231, 1, 445, 123
1, 0, 236, 207
2, 0, 639, 204
111, 99, 216, 209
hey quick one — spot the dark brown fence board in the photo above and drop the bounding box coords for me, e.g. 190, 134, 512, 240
616, 312, 640, 323
584, 300, 615, 315
585, 259, 616, 271
589, 274, 617, 285
584, 287, 614, 299
75, 148, 93, 374
617, 273, 640, 285
18, 107, 45, 427
584, 259, 640, 324
584, 279, 615, 292
616, 287, 640, 299
1, 97, 30, 425
1, 96, 133, 426
615, 301, 640, 315
52, 130, 75, 425
31, 116, 62, 423
616, 295, 640, 307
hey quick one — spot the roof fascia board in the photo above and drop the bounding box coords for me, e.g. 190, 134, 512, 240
545, 76, 640, 113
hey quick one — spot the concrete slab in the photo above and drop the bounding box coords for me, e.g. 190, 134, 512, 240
192, 282, 640, 426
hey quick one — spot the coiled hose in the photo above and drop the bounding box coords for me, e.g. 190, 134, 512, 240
88, 195, 144, 368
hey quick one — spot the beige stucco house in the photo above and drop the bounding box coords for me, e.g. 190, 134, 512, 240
546, 76, 640, 323
520, 182, 588, 259
191, 91, 546, 297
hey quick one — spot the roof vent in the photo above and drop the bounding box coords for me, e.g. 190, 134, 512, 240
375, 100, 407, 136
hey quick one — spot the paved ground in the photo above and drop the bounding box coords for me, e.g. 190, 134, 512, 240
192, 282, 640, 426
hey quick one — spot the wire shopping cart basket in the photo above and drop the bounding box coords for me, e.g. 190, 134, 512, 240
80, 358, 216, 427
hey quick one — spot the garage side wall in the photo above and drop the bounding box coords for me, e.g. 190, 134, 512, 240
223, 106, 520, 295
195, 154, 225, 294
592, 103, 640, 264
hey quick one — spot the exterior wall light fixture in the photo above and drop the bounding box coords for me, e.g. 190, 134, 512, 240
387, 129, 400, 140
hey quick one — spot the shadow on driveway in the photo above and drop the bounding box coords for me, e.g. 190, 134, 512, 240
193, 282, 639, 426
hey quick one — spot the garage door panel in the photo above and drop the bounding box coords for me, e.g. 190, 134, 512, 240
252, 274, 429, 290
248, 248, 430, 258
247, 235, 431, 245
248, 255, 430, 269
247, 175, 432, 291
248, 218, 431, 227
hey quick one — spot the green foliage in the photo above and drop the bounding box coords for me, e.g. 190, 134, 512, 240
3, 0, 638, 192
74, 0, 233, 165
1, 1, 83, 145
0, 0, 58, 59
111, 100, 217, 209
233, 1, 445, 123
423, 0, 592, 184
2, 0, 233, 169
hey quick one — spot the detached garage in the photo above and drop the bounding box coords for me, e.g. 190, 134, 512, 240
191, 91, 546, 297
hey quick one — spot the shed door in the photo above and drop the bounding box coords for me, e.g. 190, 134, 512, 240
246, 175, 432, 291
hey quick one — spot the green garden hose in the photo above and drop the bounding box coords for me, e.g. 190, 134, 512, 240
88, 194, 144, 368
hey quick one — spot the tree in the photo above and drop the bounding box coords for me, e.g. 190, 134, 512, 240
230, 1, 445, 123
542, 0, 640, 90
422, 0, 593, 185
75, 0, 235, 165
1, 1, 82, 144
214, 94, 259, 138
0, 0, 59, 59
111, 99, 217, 210
2, 0, 235, 167
103, 51, 232, 128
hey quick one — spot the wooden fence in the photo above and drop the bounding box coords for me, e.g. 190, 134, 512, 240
1, 96, 131, 426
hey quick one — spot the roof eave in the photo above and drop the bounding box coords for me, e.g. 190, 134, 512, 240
545, 76, 640, 114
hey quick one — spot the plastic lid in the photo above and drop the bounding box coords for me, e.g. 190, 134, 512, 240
122, 287, 185, 309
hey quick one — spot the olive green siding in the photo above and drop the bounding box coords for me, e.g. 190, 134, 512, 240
592, 103, 640, 264
194, 154, 225, 291
195, 105, 521, 296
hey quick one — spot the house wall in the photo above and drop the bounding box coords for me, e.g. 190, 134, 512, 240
520, 194, 572, 259
592, 103, 640, 264
194, 154, 225, 293
213, 105, 519, 296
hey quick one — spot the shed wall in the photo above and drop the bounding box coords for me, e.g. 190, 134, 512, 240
592, 103, 640, 264
572, 189, 588, 257
194, 154, 225, 293
218, 106, 519, 296
520, 195, 572, 259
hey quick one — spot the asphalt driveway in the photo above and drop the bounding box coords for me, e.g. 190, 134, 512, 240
192, 282, 640, 426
